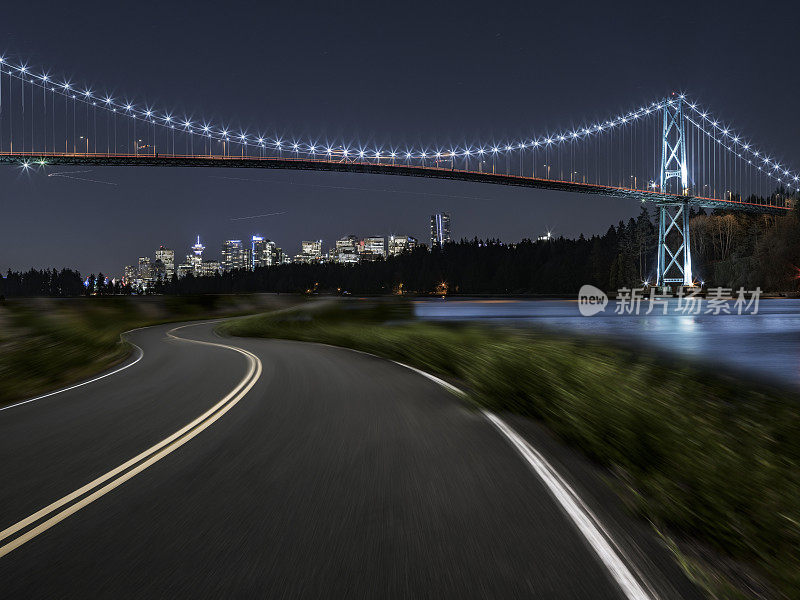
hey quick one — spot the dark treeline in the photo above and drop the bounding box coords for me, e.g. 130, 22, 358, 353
162, 205, 800, 295
1, 268, 85, 297
3, 205, 799, 297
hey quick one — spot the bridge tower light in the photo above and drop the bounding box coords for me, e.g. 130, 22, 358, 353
656, 95, 692, 288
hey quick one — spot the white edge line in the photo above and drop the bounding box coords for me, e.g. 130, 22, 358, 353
0, 319, 225, 413
388, 358, 655, 600
0, 343, 144, 413
219, 335, 656, 598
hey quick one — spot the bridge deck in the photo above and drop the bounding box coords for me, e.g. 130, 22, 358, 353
0, 152, 789, 214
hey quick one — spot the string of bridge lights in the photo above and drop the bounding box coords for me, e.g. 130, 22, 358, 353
0, 55, 796, 193
684, 102, 798, 191
0, 56, 664, 157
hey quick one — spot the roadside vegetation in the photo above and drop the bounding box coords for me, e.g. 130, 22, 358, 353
221, 300, 800, 599
0, 294, 292, 407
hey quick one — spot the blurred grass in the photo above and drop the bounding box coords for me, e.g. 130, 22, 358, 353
221, 300, 800, 599
0, 294, 295, 407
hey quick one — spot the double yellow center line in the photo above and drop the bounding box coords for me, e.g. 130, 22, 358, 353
0, 323, 262, 558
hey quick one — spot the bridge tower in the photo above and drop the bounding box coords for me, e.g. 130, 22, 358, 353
656, 95, 693, 288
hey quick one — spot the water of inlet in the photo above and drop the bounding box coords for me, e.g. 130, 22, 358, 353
414, 298, 800, 388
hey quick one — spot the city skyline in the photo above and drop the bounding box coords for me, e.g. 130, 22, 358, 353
121, 229, 425, 288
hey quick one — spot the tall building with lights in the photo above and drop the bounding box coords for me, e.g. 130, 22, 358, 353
200, 260, 221, 277
137, 257, 152, 279
430, 213, 451, 248
294, 240, 324, 264
136, 257, 153, 290
332, 235, 360, 264
359, 236, 386, 259
301, 240, 323, 257
222, 239, 247, 272
335, 235, 359, 253
177, 236, 205, 277
251, 236, 280, 268
155, 246, 175, 280
123, 265, 137, 285
388, 235, 418, 256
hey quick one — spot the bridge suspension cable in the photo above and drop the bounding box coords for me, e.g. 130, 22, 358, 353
0, 54, 796, 214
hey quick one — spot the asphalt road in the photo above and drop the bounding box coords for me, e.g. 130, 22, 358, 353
0, 320, 701, 599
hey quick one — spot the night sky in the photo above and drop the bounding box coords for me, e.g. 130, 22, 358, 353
1, 1, 798, 276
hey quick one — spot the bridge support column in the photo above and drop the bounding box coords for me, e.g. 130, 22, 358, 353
656, 202, 693, 288
656, 94, 693, 289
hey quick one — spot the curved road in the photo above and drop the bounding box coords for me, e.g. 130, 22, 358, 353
0, 321, 701, 598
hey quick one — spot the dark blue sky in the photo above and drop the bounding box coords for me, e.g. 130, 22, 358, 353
0, 0, 797, 275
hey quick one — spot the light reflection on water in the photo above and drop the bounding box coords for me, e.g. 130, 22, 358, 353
414, 299, 800, 387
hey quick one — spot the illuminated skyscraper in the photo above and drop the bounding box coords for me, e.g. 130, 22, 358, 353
332, 235, 360, 264
359, 236, 386, 258
388, 235, 418, 256
155, 246, 175, 280
137, 257, 152, 279
192, 236, 204, 257
430, 213, 451, 248
251, 236, 279, 269
335, 235, 359, 253
187, 236, 204, 275
301, 240, 323, 257
136, 257, 153, 290
200, 260, 221, 277
221, 239, 246, 272
123, 265, 137, 284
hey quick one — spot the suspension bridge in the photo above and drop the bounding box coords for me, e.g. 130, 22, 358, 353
0, 56, 795, 287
